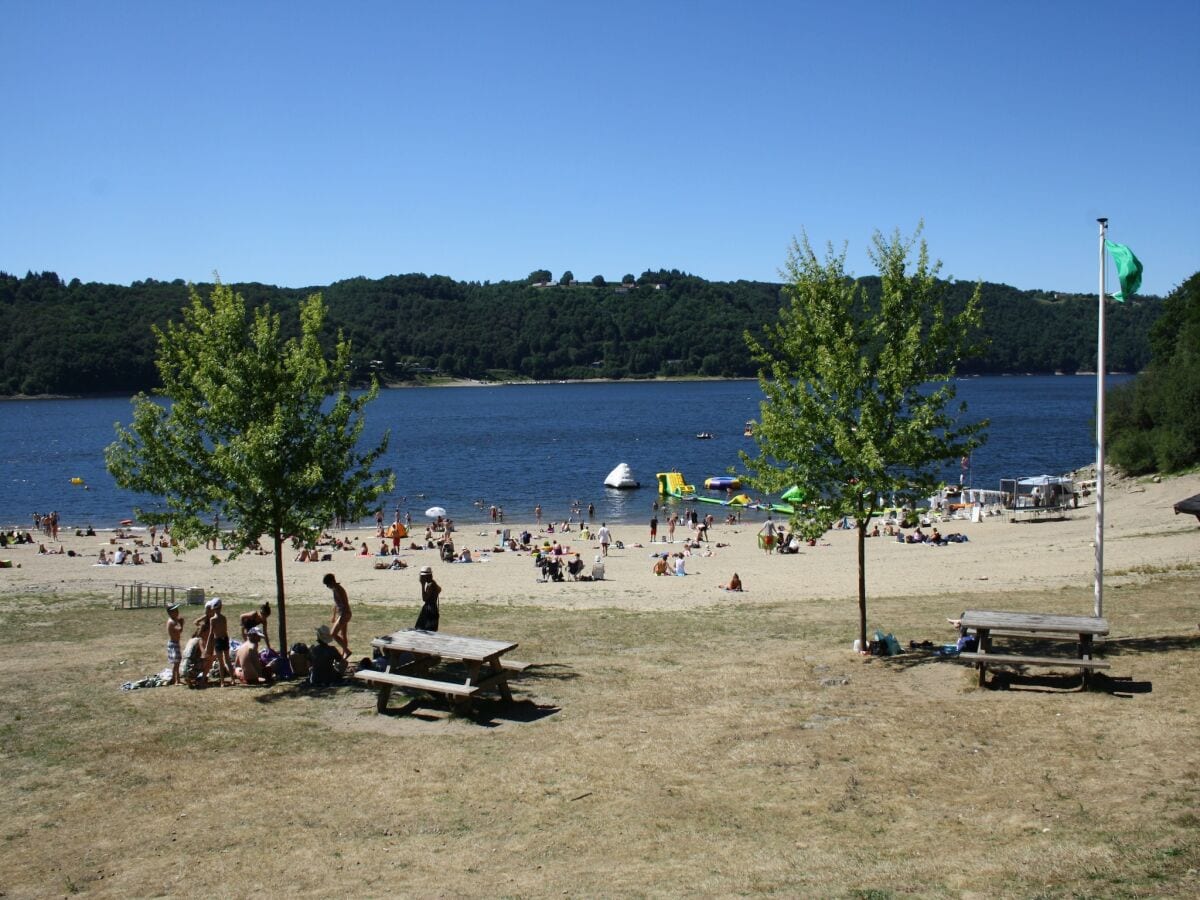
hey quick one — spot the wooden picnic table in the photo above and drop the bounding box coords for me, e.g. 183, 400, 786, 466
354, 629, 524, 713
958, 609, 1110, 688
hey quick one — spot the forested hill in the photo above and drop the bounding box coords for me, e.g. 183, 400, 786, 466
0, 268, 1163, 396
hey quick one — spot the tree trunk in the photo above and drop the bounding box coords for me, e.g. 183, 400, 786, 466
273, 530, 288, 651
857, 518, 868, 649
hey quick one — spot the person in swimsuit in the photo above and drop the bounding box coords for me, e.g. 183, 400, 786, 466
416, 566, 441, 631
323, 573, 352, 659
239, 602, 272, 650
208, 597, 232, 687
166, 604, 183, 684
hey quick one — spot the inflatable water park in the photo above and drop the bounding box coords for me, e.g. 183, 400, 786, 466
656, 471, 800, 516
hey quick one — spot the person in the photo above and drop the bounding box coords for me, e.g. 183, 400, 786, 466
696, 520, 708, 542
587, 502, 595, 520
723, 573, 743, 592
234, 628, 273, 685
673, 553, 687, 576
240, 602, 272, 649
652, 555, 670, 576
416, 566, 441, 631
667, 515, 677, 543
308, 625, 344, 686
97, 548, 109, 565
323, 573, 352, 659
208, 597, 233, 687
567, 553, 585, 579
166, 604, 183, 684
871, 524, 880, 538
208, 513, 220, 551
591, 554, 606, 581
359, 541, 370, 556
114, 546, 128, 565
649, 516, 658, 543
597, 523, 612, 557
180, 623, 207, 688
534, 504, 542, 527
149, 545, 163, 563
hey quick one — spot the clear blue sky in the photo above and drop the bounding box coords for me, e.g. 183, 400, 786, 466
2, 0, 1196, 296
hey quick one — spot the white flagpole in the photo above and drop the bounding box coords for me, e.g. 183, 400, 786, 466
1095, 217, 1107, 619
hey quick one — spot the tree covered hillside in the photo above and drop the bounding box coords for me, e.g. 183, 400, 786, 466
0, 268, 1162, 396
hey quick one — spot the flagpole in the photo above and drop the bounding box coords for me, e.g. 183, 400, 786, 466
1095, 217, 1107, 619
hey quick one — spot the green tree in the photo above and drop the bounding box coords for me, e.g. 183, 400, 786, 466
528, 269, 552, 284
742, 227, 986, 648
105, 280, 394, 649
621, 273, 635, 285
559, 271, 575, 286
591, 274, 606, 287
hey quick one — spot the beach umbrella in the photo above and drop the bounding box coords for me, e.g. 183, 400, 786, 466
424, 506, 447, 518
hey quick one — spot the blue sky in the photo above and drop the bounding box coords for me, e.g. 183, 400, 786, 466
2, 0, 1196, 296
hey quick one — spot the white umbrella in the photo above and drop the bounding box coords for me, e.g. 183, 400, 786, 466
425, 506, 447, 518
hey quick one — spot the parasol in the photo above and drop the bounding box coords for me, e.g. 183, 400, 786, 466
424, 506, 447, 518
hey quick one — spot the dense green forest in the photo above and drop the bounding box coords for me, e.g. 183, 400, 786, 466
0, 268, 1164, 396
1106, 270, 1200, 474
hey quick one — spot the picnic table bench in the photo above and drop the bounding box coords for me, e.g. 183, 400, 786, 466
354, 629, 523, 713
957, 609, 1110, 689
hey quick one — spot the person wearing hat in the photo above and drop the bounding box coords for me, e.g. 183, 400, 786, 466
308, 624, 344, 687
166, 603, 183, 684
234, 627, 273, 685
416, 566, 441, 631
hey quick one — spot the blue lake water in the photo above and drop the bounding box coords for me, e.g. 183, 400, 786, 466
0, 376, 1129, 529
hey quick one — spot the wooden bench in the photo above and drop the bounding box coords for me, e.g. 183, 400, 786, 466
355, 669, 480, 712
958, 651, 1109, 689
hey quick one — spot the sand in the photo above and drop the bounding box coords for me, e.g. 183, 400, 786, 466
5, 471, 1198, 629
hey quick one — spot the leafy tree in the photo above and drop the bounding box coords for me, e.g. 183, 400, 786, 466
742, 227, 987, 649
621, 273, 636, 285
591, 275, 606, 287
1108, 271, 1200, 473
528, 269, 552, 284
559, 271, 575, 286
105, 280, 394, 649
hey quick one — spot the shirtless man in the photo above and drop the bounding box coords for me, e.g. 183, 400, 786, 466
208, 597, 233, 687
234, 629, 273, 685
323, 573, 352, 658
166, 604, 183, 684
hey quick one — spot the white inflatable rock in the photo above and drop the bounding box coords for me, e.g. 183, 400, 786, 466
604, 462, 640, 489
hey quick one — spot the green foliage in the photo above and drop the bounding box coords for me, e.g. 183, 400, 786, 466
1108, 271, 1200, 474
527, 269, 552, 284
104, 280, 393, 647
591, 274, 606, 287
559, 270, 574, 286
0, 267, 1163, 397
742, 226, 987, 646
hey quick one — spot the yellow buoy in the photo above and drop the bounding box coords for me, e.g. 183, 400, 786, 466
70, 477, 84, 485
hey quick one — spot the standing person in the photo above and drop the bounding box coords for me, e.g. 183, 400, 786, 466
166, 604, 183, 684
534, 504, 543, 527
208, 598, 233, 687
649, 516, 658, 544
597, 522, 612, 557
375, 508, 384, 536
239, 602, 272, 650
323, 573, 352, 659
667, 514, 677, 543
416, 566, 441, 631
587, 502, 595, 520
208, 513, 220, 550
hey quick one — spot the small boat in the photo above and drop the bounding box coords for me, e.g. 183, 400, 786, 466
604, 462, 640, 489
743, 421, 754, 437
695, 432, 715, 440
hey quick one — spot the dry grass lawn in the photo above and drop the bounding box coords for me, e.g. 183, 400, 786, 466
1, 575, 1198, 898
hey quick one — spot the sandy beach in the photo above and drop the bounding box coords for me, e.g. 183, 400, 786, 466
7, 471, 1198, 628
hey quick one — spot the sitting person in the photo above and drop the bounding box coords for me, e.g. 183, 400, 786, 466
308, 625, 345, 686
567, 553, 585, 579
870, 524, 880, 537
149, 545, 163, 563
457, 547, 473, 563
132, 549, 145, 565
179, 625, 207, 688
652, 555, 670, 576
359, 541, 370, 556
113, 546, 128, 564
673, 553, 687, 576
440, 541, 456, 562
235, 628, 273, 685
97, 548, 109, 565
591, 555, 605, 581
722, 572, 743, 591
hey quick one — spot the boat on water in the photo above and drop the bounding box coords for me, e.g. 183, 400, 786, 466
743, 420, 754, 437
695, 432, 715, 440
604, 462, 640, 489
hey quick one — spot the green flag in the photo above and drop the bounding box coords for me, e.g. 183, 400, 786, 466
1104, 239, 1143, 301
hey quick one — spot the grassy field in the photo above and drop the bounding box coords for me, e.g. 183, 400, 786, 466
1, 576, 1198, 898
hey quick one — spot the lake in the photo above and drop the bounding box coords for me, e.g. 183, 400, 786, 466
0, 376, 1128, 528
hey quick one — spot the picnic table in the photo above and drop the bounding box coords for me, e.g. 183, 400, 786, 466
354, 629, 527, 713
957, 609, 1110, 688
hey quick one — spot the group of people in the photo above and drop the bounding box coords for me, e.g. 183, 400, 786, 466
164, 567, 444, 688
97, 544, 162, 565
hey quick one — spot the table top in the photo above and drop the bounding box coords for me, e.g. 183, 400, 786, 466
373, 629, 518, 661
960, 609, 1109, 636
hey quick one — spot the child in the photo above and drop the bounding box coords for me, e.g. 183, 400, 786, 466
181, 622, 207, 688
239, 602, 272, 649
208, 597, 233, 687
166, 604, 183, 684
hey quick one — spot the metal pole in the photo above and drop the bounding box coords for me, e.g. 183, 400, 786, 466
1095, 218, 1107, 619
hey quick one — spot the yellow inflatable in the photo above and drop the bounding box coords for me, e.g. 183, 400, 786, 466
70, 477, 84, 485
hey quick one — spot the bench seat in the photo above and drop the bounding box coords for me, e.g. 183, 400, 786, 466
354, 669, 479, 698
958, 652, 1110, 670
500, 659, 530, 672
